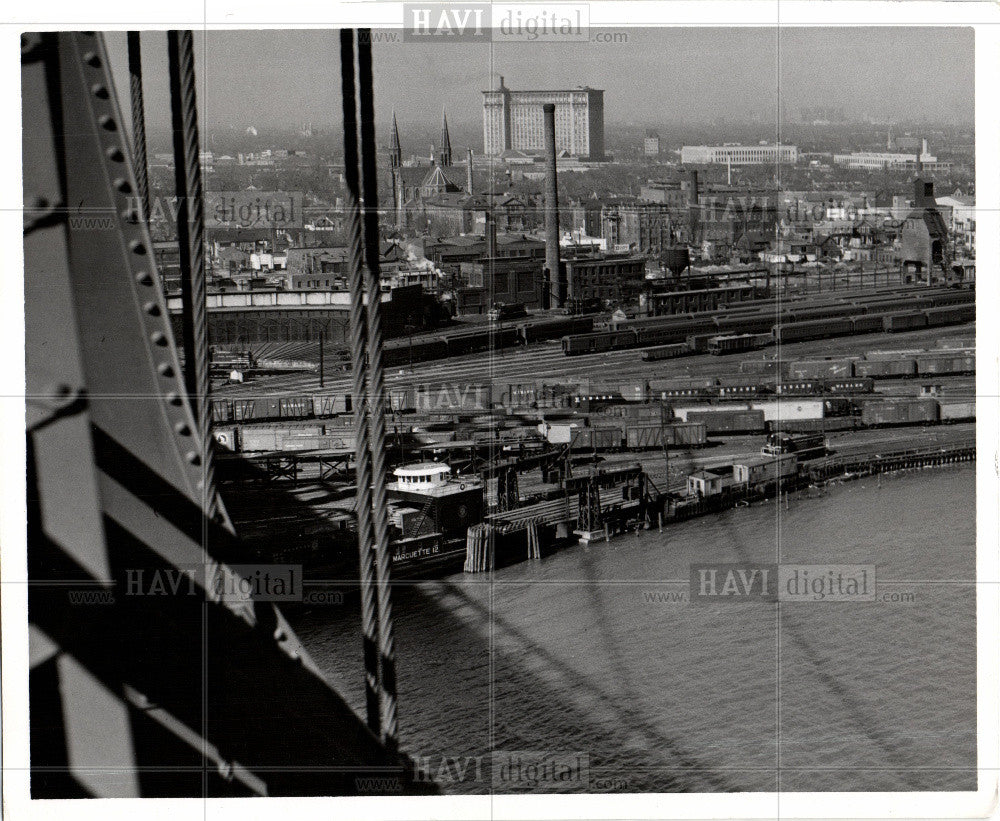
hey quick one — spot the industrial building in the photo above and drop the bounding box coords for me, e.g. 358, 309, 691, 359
681, 144, 798, 165
482, 77, 605, 159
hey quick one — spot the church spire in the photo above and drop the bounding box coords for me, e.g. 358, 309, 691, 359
438, 108, 452, 167
389, 111, 402, 169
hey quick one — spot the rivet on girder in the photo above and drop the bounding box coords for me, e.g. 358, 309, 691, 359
83, 51, 101, 67
98, 114, 116, 131
143, 301, 160, 317
114, 177, 132, 194
129, 240, 147, 255
166, 392, 183, 406
150, 331, 167, 346
175, 422, 191, 436
107, 147, 124, 162
186, 451, 202, 466
135, 271, 153, 286
92, 84, 109, 99
157, 363, 175, 378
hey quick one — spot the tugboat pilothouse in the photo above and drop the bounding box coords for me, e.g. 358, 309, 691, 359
386, 463, 484, 574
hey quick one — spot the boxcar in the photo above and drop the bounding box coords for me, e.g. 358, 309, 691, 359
774, 317, 853, 343
853, 358, 917, 379
625, 424, 664, 450
211, 399, 232, 422
822, 397, 854, 417
212, 425, 239, 451
883, 312, 928, 333
561, 329, 637, 355
915, 353, 976, 376
923, 304, 975, 328
860, 398, 939, 427
232, 398, 280, 421
850, 314, 885, 334
685, 409, 766, 434
616, 381, 650, 403
708, 333, 772, 355
938, 400, 975, 422
714, 315, 775, 335
936, 336, 975, 350
641, 343, 689, 361
571, 425, 624, 450
312, 393, 352, 417
789, 359, 854, 380
279, 396, 313, 419
738, 359, 791, 377
671, 421, 708, 447
768, 416, 861, 433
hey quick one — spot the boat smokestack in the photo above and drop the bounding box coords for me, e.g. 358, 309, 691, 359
543, 103, 562, 308
467, 148, 474, 195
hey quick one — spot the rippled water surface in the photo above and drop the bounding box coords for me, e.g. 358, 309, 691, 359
291, 466, 977, 793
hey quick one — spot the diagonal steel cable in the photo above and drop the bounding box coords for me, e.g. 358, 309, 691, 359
356, 28, 399, 750
339, 28, 383, 736
167, 30, 216, 519
126, 32, 150, 224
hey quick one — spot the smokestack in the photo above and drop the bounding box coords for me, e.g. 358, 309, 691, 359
687, 169, 700, 245
485, 209, 497, 257
543, 103, 562, 308
467, 148, 474, 195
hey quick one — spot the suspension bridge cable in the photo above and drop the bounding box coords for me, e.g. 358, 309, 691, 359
339, 28, 383, 736
356, 27, 399, 749
126, 32, 150, 224
167, 30, 217, 518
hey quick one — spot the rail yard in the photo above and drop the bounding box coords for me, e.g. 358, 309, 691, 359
210, 283, 976, 578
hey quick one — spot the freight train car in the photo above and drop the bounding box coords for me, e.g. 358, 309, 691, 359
640, 343, 690, 361
773, 317, 854, 343
924, 304, 975, 328
936, 336, 975, 350
825, 377, 874, 394
649, 378, 718, 401
212, 399, 232, 422
382, 336, 448, 368
767, 416, 861, 434
718, 376, 769, 399
775, 379, 824, 396
570, 425, 624, 451
915, 353, 976, 376
518, 315, 595, 343
860, 398, 939, 427
561, 329, 637, 355
853, 358, 917, 379
938, 400, 975, 422
883, 312, 928, 333
708, 333, 773, 355
849, 314, 885, 334
738, 359, 789, 377
444, 327, 520, 356
685, 409, 767, 435
789, 359, 854, 380
624, 422, 708, 450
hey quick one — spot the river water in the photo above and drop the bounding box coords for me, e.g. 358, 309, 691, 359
291, 465, 977, 793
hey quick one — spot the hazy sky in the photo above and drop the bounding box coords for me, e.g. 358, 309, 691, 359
107, 27, 974, 135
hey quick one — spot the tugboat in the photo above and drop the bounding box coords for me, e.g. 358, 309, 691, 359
386, 463, 484, 576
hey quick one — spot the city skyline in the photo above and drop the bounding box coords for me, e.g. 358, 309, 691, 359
107, 27, 975, 135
